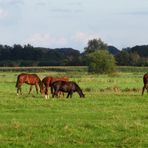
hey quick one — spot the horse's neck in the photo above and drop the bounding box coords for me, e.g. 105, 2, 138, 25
38, 79, 42, 87
75, 85, 83, 96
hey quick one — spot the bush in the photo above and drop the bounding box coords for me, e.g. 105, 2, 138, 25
86, 50, 116, 74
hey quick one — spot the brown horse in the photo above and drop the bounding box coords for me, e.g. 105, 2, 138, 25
142, 73, 148, 95
16, 73, 44, 96
51, 80, 85, 98
42, 76, 69, 99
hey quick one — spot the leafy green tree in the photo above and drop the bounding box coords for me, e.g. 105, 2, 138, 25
86, 50, 116, 74
129, 52, 141, 66
84, 38, 108, 54
115, 51, 130, 66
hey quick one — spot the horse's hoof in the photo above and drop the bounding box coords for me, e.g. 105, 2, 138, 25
45, 95, 49, 99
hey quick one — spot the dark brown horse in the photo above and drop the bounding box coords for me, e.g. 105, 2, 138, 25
16, 73, 44, 96
42, 76, 69, 99
142, 73, 148, 95
51, 80, 85, 98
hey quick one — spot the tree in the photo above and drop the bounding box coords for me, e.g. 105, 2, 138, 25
115, 51, 130, 66
129, 52, 141, 66
84, 38, 108, 54
86, 50, 116, 74
11, 44, 23, 60
130, 45, 148, 58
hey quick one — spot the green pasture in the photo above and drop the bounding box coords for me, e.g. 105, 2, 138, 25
0, 67, 148, 147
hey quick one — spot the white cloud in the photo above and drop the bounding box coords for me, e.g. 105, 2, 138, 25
57, 37, 68, 46
1, 0, 24, 6
27, 33, 55, 46
24, 32, 103, 50
26, 33, 68, 47
72, 32, 100, 44
0, 0, 24, 24
0, 8, 8, 19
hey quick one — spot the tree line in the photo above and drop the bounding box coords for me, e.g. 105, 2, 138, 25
0, 39, 148, 67
0, 44, 82, 66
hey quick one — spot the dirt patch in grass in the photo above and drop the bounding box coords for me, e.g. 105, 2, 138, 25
85, 87, 141, 93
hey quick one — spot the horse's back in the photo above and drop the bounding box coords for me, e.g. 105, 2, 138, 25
51, 80, 84, 98
52, 80, 64, 87
42, 76, 52, 85
18, 73, 38, 78
52, 80, 76, 90
17, 73, 28, 80
17, 73, 40, 84
50, 76, 69, 86
62, 76, 69, 81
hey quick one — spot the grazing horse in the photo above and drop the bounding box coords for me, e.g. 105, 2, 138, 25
42, 76, 69, 99
51, 80, 85, 98
16, 73, 44, 96
142, 73, 148, 95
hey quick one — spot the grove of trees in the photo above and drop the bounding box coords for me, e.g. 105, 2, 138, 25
86, 50, 116, 74
83, 38, 116, 73
0, 38, 148, 71
0, 44, 82, 66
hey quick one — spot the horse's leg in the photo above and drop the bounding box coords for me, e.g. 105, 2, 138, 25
55, 91, 58, 98
53, 90, 58, 98
57, 91, 62, 98
19, 85, 22, 95
142, 84, 146, 96
16, 86, 19, 95
52, 92, 55, 98
58, 91, 61, 97
17, 83, 22, 95
17, 85, 20, 95
29, 85, 33, 94
35, 84, 38, 94
67, 91, 73, 98
66, 92, 70, 98
46, 84, 49, 99
70, 92, 73, 98
52, 85, 59, 98
58, 91, 64, 97
45, 85, 49, 99
50, 86, 54, 98
62, 92, 64, 97
52, 90, 56, 98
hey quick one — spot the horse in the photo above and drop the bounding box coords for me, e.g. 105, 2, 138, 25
142, 73, 148, 95
51, 80, 85, 98
42, 76, 69, 99
16, 73, 44, 96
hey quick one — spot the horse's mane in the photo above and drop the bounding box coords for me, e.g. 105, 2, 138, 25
70, 81, 82, 91
38, 78, 43, 86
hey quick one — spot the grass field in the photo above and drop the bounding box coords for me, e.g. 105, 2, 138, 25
0, 67, 148, 147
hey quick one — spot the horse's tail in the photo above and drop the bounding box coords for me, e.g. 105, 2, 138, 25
143, 73, 148, 86
51, 84, 54, 95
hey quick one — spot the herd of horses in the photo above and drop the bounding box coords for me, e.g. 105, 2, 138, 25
15, 72, 148, 98
15, 73, 85, 99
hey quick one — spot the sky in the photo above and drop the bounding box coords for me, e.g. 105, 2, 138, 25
0, 0, 148, 52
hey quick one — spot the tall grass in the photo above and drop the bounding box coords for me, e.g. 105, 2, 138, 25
0, 67, 147, 147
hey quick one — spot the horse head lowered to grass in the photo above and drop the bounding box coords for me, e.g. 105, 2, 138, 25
16, 73, 44, 96
51, 80, 85, 98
